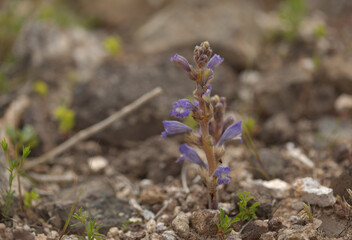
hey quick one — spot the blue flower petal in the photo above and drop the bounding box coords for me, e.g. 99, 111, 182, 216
206, 54, 224, 70
161, 121, 192, 138
170, 54, 191, 72
217, 121, 242, 146
170, 99, 194, 118
213, 166, 232, 185
177, 144, 207, 169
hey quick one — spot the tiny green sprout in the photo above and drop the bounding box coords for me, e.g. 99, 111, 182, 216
33, 80, 48, 97
103, 36, 123, 56
235, 191, 260, 222
6, 125, 38, 149
243, 117, 257, 136
216, 208, 239, 238
300, 203, 314, 222
1, 138, 8, 154
314, 24, 326, 39
24, 190, 39, 210
54, 104, 75, 134
72, 207, 104, 240
278, 0, 307, 41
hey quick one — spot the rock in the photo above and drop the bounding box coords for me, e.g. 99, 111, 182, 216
14, 21, 106, 81
114, 136, 182, 182
249, 148, 289, 180
88, 156, 108, 173
331, 164, 352, 205
253, 63, 335, 119
171, 212, 190, 239
149, 233, 163, 240
12, 228, 34, 240
107, 227, 120, 238
268, 217, 283, 232
293, 177, 335, 207
315, 117, 352, 148
37, 177, 131, 234
241, 220, 268, 240
146, 219, 157, 233
190, 209, 219, 236
260, 113, 295, 145
72, 53, 237, 146
277, 219, 322, 240
245, 179, 291, 199
260, 232, 277, 240
135, 0, 263, 68
140, 186, 167, 205
161, 230, 178, 240
285, 142, 314, 169
319, 214, 346, 238
318, 55, 352, 94
335, 94, 352, 114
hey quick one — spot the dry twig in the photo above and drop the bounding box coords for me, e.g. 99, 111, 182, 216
23, 87, 163, 170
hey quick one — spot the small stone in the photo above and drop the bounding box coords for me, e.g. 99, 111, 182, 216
260, 113, 295, 145
293, 177, 336, 207
49, 230, 59, 238
241, 220, 269, 240
0, 223, 6, 233
161, 230, 178, 240
140, 186, 167, 205
268, 217, 283, 232
88, 156, 108, 173
140, 179, 153, 189
260, 231, 277, 240
13, 228, 35, 240
146, 219, 156, 233
156, 222, 165, 233
171, 212, 190, 239
150, 233, 162, 240
249, 179, 291, 199
107, 227, 120, 237
190, 209, 219, 236
142, 209, 155, 220
335, 94, 352, 114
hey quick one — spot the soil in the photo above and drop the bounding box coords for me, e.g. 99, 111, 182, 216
1, 0, 352, 239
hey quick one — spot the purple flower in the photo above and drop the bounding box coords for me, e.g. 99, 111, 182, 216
170, 54, 192, 72
213, 166, 232, 184
206, 54, 224, 70
217, 121, 242, 146
161, 121, 192, 138
177, 144, 207, 169
170, 99, 194, 118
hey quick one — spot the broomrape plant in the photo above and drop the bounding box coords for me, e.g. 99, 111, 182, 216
162, 41, 242, 209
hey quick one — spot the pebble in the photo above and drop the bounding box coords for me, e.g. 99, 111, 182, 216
161, 230, 178, 240
156, 222, 165, 233
146, 219, 156, 233
171, 212, 190, 239
293, 177, 335, 207
335, 94, 352, 113
107, 227, 120, 237
88, 156, 108, 172
0, 223, 6, 233
241, 220, 269, 240
190, 209, 219, 236
248, 179, 291, 199
286, 143, 314, 169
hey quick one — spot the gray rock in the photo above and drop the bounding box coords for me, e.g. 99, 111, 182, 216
331, 164, 352, 205
72, 53, 237, 146
250, 148, 289, 180
319, 214, 346, 238
161, 230, 178, 240
335, 94, 352, 114
135, 0, 263, 68
294, 177, 335, 207
190, 209, 219, 236
260, 231, 277, 240
171, 212, 190, 239
260, 113, 295, 145
37, 177, 131, 234
114, 136, 182, 182
241, 220, 269, 240
277, 219, 322, 240
253, 63, 335, 119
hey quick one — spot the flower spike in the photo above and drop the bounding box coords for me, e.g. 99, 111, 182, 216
161, 121, 192, 138
217, 121, 242, 146
177, 144, 207, 169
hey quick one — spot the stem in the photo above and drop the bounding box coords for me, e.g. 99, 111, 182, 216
17, 174, 24, 214
208, 191, 218, 209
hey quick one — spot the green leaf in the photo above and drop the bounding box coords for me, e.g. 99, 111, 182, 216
1, 138, 8, 153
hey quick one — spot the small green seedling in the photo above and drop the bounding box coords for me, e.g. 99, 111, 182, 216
301, 203, 314, 222
278, 0, 307, 41
216, 208, 238, 238
54, 104, 75, 134
24, 190, 40, 210
33, 81, 49, 97
235, 191, 260, 222
1, 139, 31, 219
103, 36, 123, 56
6, 125, 38, 149
72, 207, 104, 240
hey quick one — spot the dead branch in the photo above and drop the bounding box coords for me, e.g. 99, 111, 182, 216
23, 87, 163, 170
